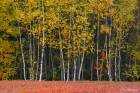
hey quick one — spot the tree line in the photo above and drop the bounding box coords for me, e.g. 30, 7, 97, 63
0, 0, 140, 81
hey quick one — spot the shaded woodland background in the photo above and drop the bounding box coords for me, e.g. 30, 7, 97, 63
0, 0, 140, 81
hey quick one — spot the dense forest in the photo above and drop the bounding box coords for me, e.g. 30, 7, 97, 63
0, 0, 140, 81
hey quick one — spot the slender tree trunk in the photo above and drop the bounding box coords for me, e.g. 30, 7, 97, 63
96, 14, 100, 81
67, 28, 71, 81
118, 33, 121, 81
108, 16, 112, 81
50, 48, 54, 80
39, 0, 45, 81
32, 20, 36, 80
105, 34, 108, 79
29, 23, 34, 80
60, 48, 65, 80
99, 57, 104, 81
114, 31, 118, 81
36, 37, 40, 80
78, 48, 85, 80
90, 55, 93, 80
73, 58, 77, 81
67, 33, 70, 81
44, 49, 47, 80
108, 32, 112, 81
39, 31, 45, 81
58, 7, 66, 81
105, 33, 112, 81
58, 24, 66, 80
39, 35, 45, 81
67, 38, 70, 81
19, 28, 26, 80
67, 59, 70, 81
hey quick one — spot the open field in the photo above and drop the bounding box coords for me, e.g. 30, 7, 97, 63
0, 81, 140, 93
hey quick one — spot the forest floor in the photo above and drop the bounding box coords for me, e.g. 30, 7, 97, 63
0, 81, 140, 93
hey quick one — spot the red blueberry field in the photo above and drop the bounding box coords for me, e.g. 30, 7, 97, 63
0, 81, 140, 93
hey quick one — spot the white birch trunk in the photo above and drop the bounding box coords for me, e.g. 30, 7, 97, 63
39, 0, 45, 81
19, 28, 26, 80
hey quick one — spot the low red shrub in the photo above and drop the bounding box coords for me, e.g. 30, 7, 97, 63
0, 81, 140, 93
